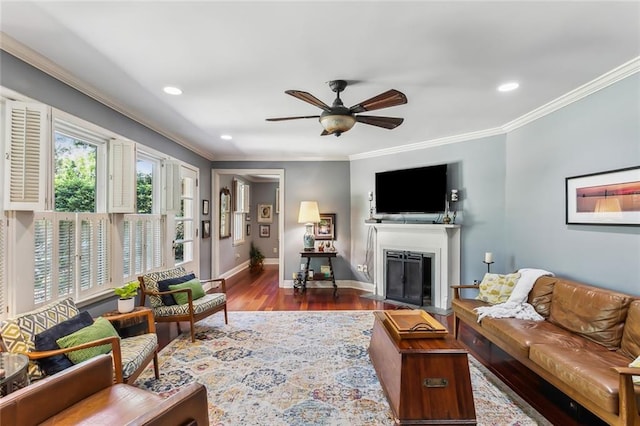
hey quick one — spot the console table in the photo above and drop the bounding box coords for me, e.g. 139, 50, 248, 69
0, 353, 29, 396
297, 251, 338, 297
368, 311, 476, 425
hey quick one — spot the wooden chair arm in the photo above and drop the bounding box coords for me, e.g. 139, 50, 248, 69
24, 335, 125, 383
451, 284, 479, 299
201, 277, 226, 293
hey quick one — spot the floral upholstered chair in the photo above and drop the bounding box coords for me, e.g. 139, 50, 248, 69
0, 297, 159, 384
139, 267, 228, 342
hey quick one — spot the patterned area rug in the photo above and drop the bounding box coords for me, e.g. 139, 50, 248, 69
135, 311, 551, 425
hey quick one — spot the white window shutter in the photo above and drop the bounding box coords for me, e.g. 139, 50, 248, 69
243, 184, 250, 213
0, 212, 5, 318
3, 101, 49, 211
161, 160, 180, 214
108, 139, 136, 213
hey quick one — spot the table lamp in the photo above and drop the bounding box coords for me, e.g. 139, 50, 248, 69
298, 201, 320, 251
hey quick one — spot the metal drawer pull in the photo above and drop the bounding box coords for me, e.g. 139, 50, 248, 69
423, 378, 448, 388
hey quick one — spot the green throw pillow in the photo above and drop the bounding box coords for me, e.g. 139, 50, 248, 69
56, 317, 120, 364
475, 272, 521, 304
169, 278, 206, 305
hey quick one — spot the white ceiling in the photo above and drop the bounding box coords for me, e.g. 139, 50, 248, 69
1, 1, 639, 161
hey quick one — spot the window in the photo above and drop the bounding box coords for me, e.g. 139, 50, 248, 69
174, 166, 198, 269
122, 214, 163, 280
233, 179, 249, 245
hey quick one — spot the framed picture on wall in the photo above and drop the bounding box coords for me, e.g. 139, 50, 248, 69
257, 204, 273, 223
565, 166, 640, 226
202, 199, 209, 215
314, 213, 336, 240
259, 224, 270, 238
246, 224, 251, 236
202, 220, 211, 238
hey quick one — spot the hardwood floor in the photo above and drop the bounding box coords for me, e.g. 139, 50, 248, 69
155, 264, 603, 426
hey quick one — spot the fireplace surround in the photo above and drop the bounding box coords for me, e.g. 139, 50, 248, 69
367, 223, 461, 311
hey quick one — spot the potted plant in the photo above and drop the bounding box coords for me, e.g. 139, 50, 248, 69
114, 281, 139, 313
249, 242, 265, 274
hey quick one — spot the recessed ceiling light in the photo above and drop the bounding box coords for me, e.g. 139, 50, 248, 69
163, 86, 182, 95
220, 134, 233, 140
497, 82, 519, 92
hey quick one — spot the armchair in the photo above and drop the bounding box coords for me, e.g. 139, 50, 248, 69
139, 267, 228, 342
0, 298, 159, 384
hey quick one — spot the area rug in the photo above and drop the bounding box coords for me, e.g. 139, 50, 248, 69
135, 311, 551, 425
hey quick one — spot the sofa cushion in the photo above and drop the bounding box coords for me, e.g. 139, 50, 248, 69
481, 317, 601, 359
0, 297, 79, 380
157, 273, 196, 306
549, 280, 634, 349
152, 293, 226, 318
119, 333, 158, 379
527, 276, 557, 318
619, 300, 640, 359
141, 267, 187, 307
529, 343, 632, 414
34, 311, 94, 375
56, 317, 120, 364
475, 273, 521, 304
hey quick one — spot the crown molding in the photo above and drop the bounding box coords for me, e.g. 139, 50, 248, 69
502, 56, 640, 132
213, 155, 349, 162
348, 127, 506, 161
0, 32, 215, 161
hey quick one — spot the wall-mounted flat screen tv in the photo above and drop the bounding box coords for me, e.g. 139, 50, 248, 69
375, 164, 447, 214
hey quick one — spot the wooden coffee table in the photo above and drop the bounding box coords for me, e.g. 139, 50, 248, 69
369, 310, 476, 425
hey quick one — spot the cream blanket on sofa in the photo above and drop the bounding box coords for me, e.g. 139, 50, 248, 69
475, 268, 554, 322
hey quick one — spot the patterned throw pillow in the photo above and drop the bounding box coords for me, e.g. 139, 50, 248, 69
142, 267, 187, 307
475, 273, 521, 304
56, 317, 120, 364
157, 273, 196, 306
0, 297, 79, 380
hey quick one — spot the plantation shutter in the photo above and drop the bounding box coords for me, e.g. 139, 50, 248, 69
57, 214, 76, 298
161, 160, 181, 214
3, 101, 49, 210
78, 214, 110, 298
0, 213, 5, 318
151, 216, 163, 269
123, 219, 132, 277
34, 213, 54, 304
108, 139, 136, 213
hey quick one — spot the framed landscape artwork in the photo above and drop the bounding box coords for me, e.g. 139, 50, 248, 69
259, 224, 270, 238
565, 166, 640, 226
314, 213, 336, 240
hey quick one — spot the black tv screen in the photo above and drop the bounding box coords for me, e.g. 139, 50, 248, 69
375, 164, 447, 214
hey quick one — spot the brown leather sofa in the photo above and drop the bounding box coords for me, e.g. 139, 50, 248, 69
0, 354, 209, 425
452, 276, 640, 426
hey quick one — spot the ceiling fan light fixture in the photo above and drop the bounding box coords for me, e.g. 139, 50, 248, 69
319, 114, 356, 135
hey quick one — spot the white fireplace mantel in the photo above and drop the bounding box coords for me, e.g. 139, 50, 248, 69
366, 223, 461, 311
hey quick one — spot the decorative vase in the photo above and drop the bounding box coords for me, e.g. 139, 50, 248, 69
118, 297, 135, 313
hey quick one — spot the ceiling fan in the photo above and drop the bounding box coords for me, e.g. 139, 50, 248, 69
266, 80, 407, 137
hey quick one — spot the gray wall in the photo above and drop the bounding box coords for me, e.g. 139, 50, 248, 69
211, 161, 352, 281
504, 74, 640, 293
350, 135, 508, 285
251, 181, 280, 260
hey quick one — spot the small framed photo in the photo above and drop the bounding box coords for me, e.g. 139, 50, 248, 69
202, 199, 210, 215
259, 224, 270, 238
257, 204, 273, 223
566, 166, 640, 226
314, 213, 336, 240
202, 220, 211, 238
246, 224, 251, 236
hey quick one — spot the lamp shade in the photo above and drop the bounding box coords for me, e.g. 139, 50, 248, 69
298, 201, 320, 224
319, 115, 356, 134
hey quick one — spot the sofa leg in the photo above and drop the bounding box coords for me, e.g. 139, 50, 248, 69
453, 315, 460, 339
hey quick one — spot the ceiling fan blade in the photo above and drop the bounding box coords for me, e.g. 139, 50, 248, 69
266, 115, 320, 122
285, 90, 332, 112
355, 115, 404, 129
349, 89, 407, 113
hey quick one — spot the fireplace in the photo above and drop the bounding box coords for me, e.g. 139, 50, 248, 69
385, 250, 433, 306
367, 223, 461, 311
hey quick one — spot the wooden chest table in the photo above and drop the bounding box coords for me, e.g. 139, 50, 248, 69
369, 311, 476, 425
